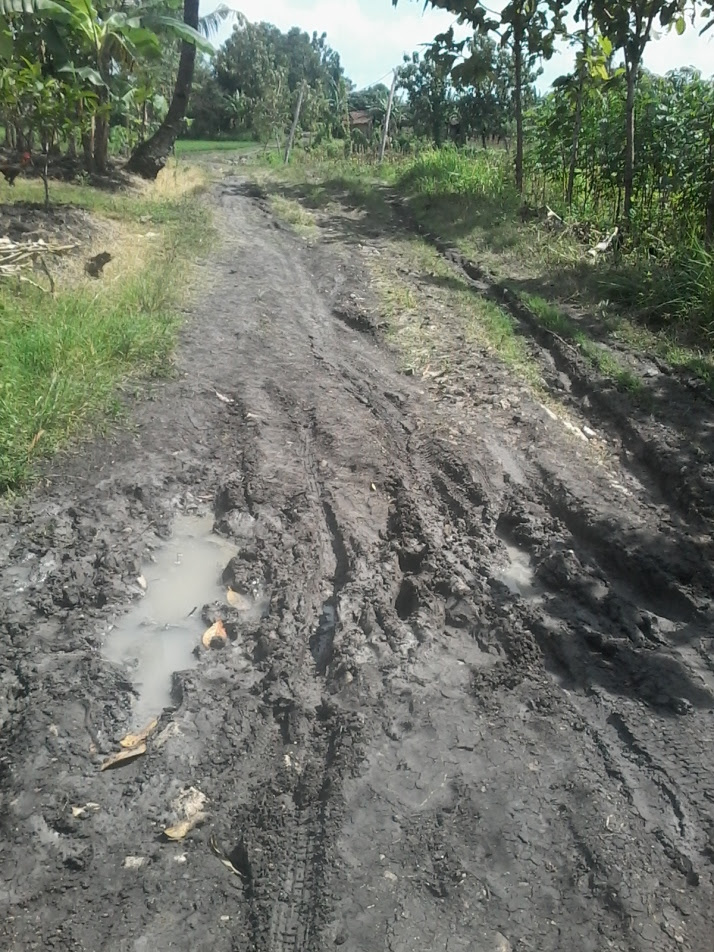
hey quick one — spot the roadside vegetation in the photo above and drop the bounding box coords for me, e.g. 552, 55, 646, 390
0, 1, 227, 492
174, 139, 257, 154
208, 0, 714, 396
0, 168, 211, 492
5, 0, 714, 489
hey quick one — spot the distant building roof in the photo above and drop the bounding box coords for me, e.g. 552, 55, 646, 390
349, 110, 372, 125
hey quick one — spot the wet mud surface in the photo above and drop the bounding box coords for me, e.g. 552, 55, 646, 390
1, 179, 714, 951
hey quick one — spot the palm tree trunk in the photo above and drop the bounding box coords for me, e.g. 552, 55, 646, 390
126, 0, 199, 179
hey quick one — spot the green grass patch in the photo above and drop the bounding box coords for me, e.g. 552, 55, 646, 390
255, 153, 543, 389
522, 292, 641, 393
175, 138, 258, 154
372, 235, 542, 389
0, 179, 212, 492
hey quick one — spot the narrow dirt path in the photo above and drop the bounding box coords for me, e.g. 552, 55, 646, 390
1, 180, 713, 952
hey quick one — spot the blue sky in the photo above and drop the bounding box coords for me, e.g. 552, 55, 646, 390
205, 0, 714, 90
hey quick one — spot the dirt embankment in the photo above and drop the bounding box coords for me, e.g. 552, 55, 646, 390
1, 179, 713, 952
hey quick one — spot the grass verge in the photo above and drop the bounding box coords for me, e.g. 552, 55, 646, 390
268, 194, 316, 233
0, 165, 212, 492
389, 149, 714, 392
175, 138, 258, 154
374, 239, 543, 389
270, 147, 714, 393
521, 293, 642, 393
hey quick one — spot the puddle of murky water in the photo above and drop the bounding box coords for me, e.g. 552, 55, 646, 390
103, 514, 235, 727
495, 540, 540, 601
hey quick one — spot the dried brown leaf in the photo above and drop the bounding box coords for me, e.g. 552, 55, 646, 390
100, 743, 146, 771
120, 717, 159, 749
202, 619, 227, 649
28, 429, 45, 453
163, 812, 205, 841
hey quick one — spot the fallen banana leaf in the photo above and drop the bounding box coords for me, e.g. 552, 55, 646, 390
163, 812, 206, 841
202, 619, 227, 648
226, 588, 251, 610
120, 717, 159, 750
100, 743, 146, 771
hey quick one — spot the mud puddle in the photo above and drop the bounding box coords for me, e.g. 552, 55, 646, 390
310, 599, 336, 673
494, 537, 541, 601
103, 513, 234, 726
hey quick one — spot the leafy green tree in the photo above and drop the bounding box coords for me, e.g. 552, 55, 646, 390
211, 19, 347, 141
126, 1, 233, 177
552, 1, 615, 207
0, 60, 95, 205
1, 0, 218, 174
348, 83, 390, 115
393, 0, 565, 192
451, 32, 539, 147
398, 49, 454, 146
587, 0, 691, 221
252, 63, 289, 149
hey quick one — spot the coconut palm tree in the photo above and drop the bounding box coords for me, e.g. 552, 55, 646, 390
127, 2, 238, 178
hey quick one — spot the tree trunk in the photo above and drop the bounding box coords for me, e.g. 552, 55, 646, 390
82, 117, 95, 173
379, 71, 397, 162
705, 182, 714, 249
623, 54, 637, 224
567, 10, 589, 210
513, 22, 524, 194
41, 140, 50, 211
126, 0, 199, 179
94, 114, 109, 173
567, 85, 583, 210
344, 93, 352, 155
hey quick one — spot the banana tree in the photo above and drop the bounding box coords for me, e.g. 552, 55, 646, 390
0, 0, 215, 172
0, 59, 96, 205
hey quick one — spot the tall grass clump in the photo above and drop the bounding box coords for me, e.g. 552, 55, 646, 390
397, 146, 515, 201
607, 238, 714, 342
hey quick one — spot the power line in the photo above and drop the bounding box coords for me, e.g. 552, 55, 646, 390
358, 68, 396, 90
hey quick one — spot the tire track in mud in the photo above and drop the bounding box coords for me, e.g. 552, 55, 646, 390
233, 182, 714, 949
1, 179, 713, 952
289, 183, 714, 941
381, 188, 714, 526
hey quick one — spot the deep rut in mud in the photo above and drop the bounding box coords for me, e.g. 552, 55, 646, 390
1, 179, 713, 952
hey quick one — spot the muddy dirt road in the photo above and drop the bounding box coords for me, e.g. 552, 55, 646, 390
1, 179, 714, 952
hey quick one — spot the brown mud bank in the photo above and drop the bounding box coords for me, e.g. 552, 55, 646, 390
1, 179, 713, 952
